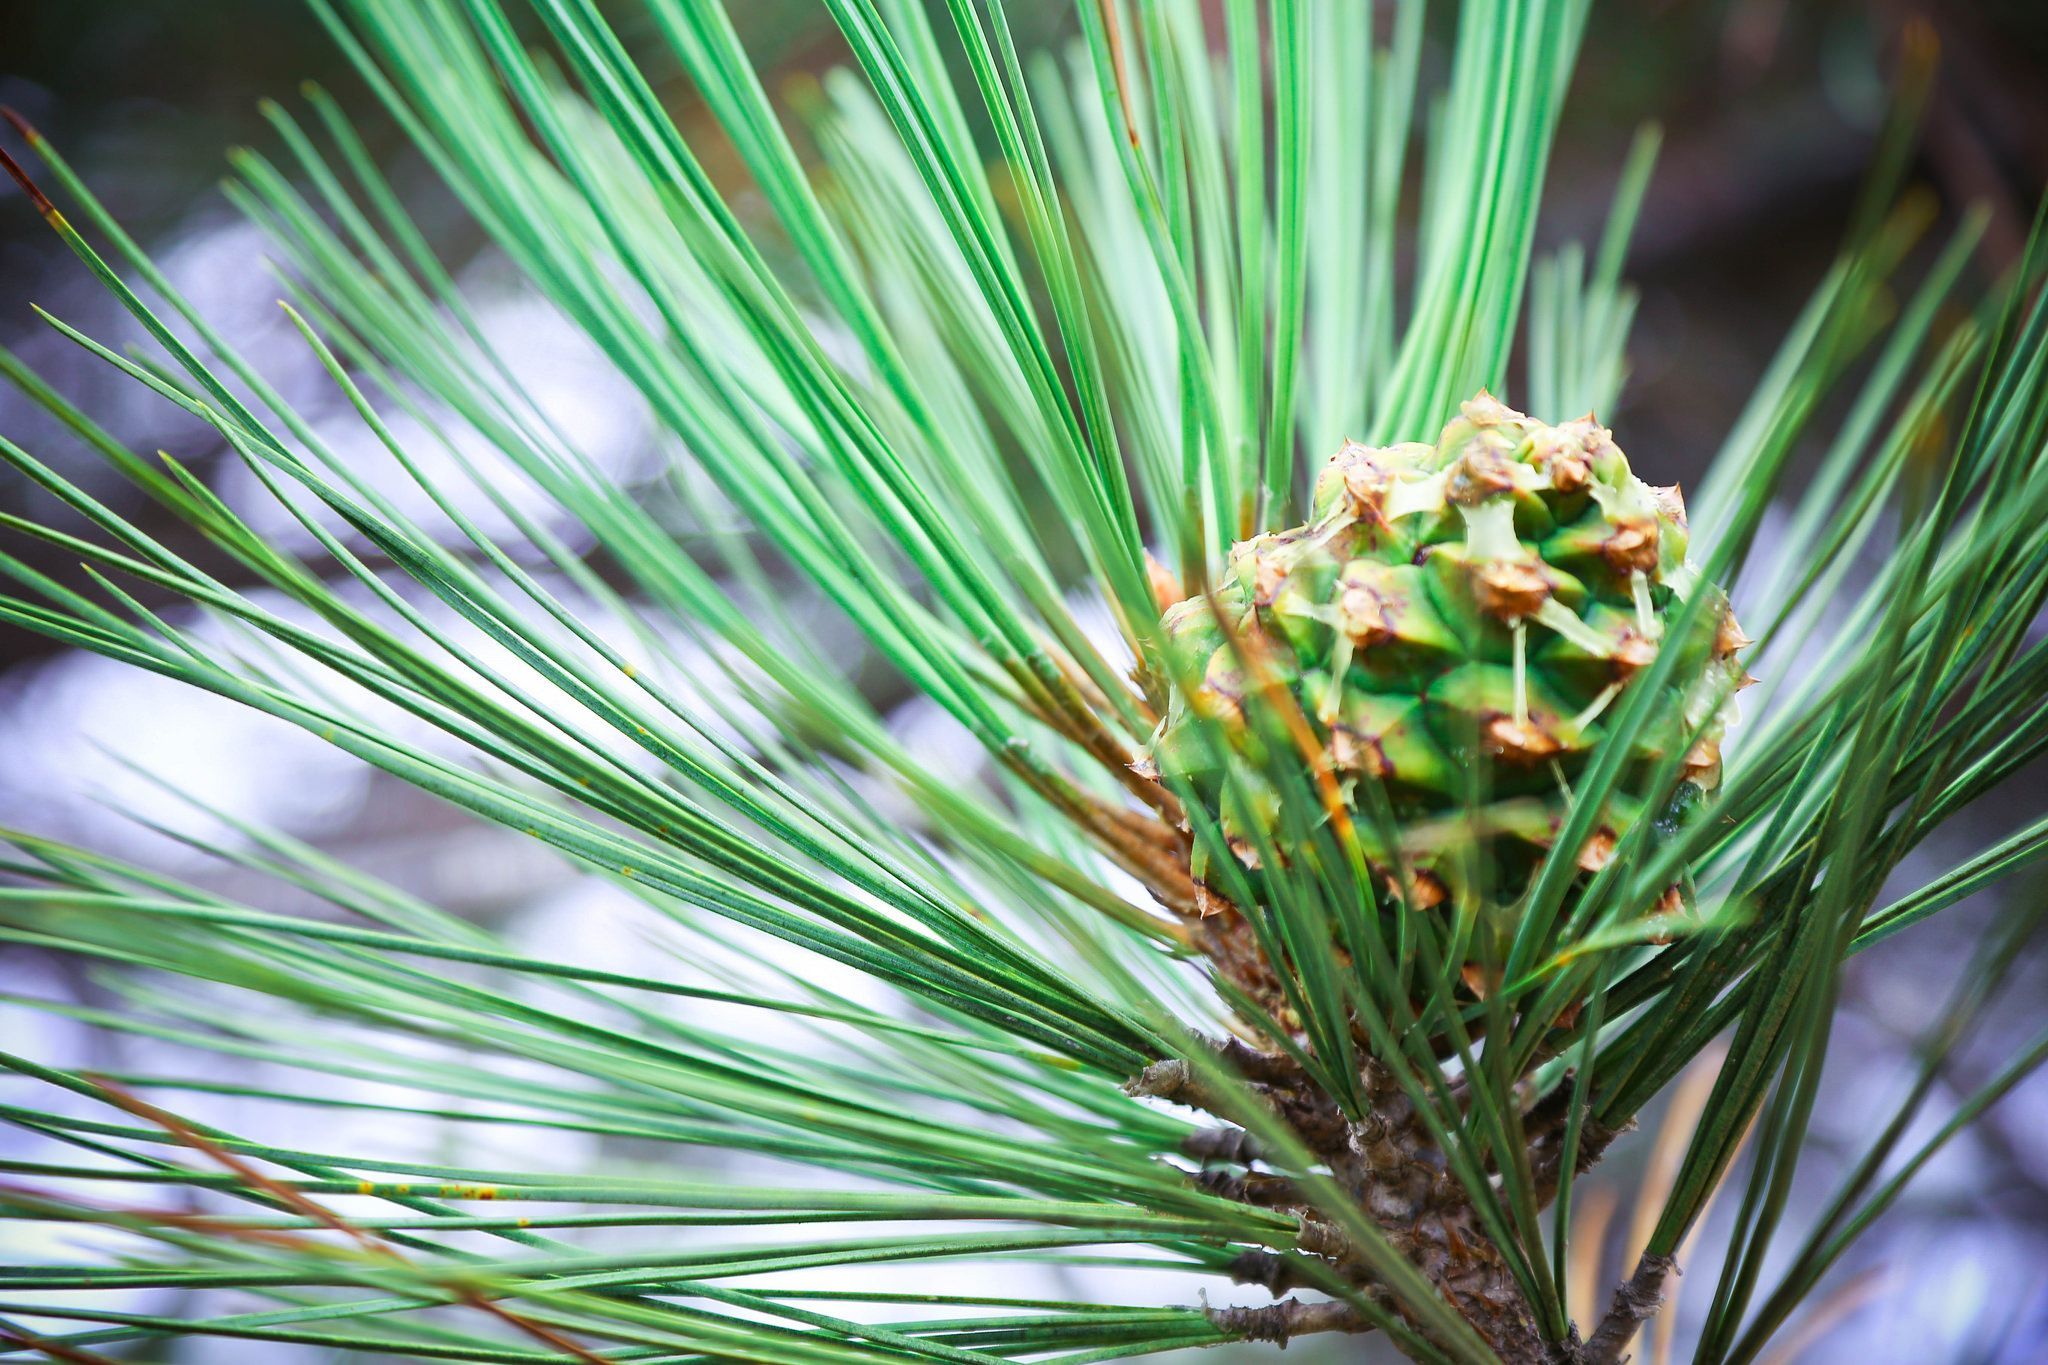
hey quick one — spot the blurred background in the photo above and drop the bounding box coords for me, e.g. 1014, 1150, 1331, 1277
3, 0, 2047, 1360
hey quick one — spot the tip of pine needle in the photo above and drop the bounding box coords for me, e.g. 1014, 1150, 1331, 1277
1, 105, 40, 144
1899, 15, 1940, 73
1094, 0, 1143, 154
0, 137, 57, 221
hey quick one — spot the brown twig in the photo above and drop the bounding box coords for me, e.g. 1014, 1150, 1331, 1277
1124, 1056, 1220, 1107
1531, 1115, 1629, 1208
1228, 1247, 1310, 1295
1583, 1252, 1678, 1364
1182, 1123, 1265, 1166
1206, 1295, 1369, 1344
1196, 1168, 1303, 1207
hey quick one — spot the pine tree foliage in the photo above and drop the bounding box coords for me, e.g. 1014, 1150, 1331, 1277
0, 1, 2045, 1360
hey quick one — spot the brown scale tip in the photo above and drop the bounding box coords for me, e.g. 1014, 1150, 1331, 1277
1460, 963, 1500, 999
1234, 538, 1293, 608
1445, 443, 1520, 506
1716, 610, 1752, 657
1683, 737, 1722, 783
1601, 520, 1661, 576
1577, 828, 1618, 873
1558, 412, 1613, 443
1484, 715, 1563, 764
1145, 552, 1185, 614
1529, 428, 1591, 492
1645, 885, 1687, 945
1473, 558, 1551, 620
1330, 727, 1391, 779
1342, 461, 1394, 523
1384, 868, 1448, 911
1652, 482, 1689, 528
1560, 413, 1625, 475
1225, 833, 1264, 870
1549, 453, 1591, 493
1459, 390, 1524, 427
1325, 441, 1404, 525
1337, 581, 1395, 646
1611, 630, 1659, 679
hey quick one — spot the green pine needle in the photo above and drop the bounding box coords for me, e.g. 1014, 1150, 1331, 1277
1, 2, 2044, 1360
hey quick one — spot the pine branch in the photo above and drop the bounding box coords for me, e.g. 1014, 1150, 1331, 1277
1181, 1123, 1266, 1166
1581, 1253, 1678, 1364
1205, 1296, 1370, 1344
0, 1, 2043, 1361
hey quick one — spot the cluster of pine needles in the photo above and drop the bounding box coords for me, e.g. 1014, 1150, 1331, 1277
0, 1, 2045, 1361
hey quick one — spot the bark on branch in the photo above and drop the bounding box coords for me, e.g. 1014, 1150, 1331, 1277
1134, 1045, 1642, 1363
1196, 1168, 1302, 1206
1206, 1296, 1368, 1344
1583, 1252, 1678, 1363
1228, 1248, 1308, 1295
1182, 1123, 1265, 1165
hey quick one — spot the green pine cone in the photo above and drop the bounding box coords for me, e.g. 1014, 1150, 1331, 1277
1149, 393, 1750, 985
